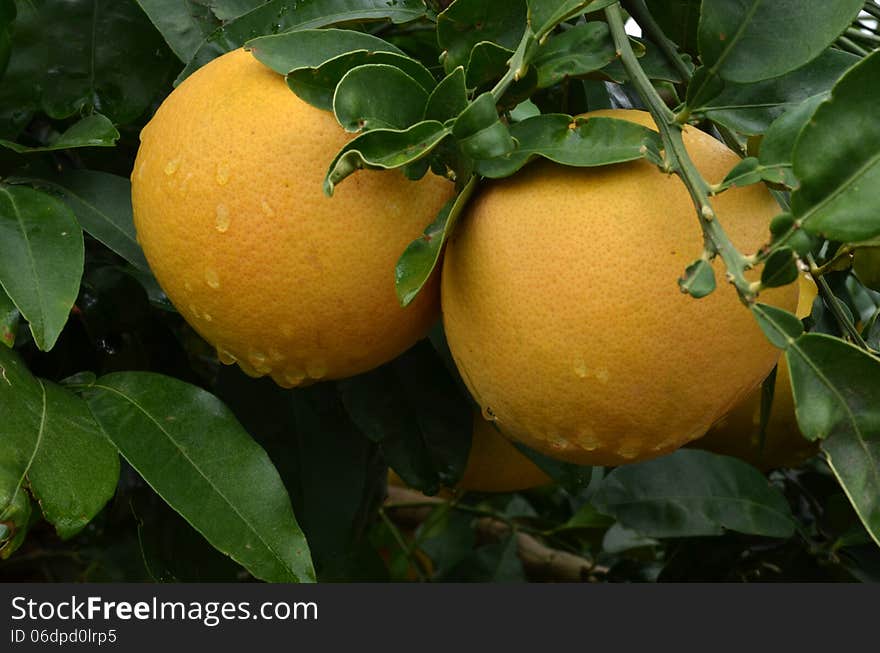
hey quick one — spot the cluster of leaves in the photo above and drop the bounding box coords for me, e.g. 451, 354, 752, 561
1, 0, 879, 582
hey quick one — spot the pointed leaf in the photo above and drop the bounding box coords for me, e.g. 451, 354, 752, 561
0, 114, 119, 153
324, 121, 451, 195
761, 247, 799, 288
81, 372, 315, 583
452, 92, 516, 160
437, 0, 527, 73
0, 186, 83, 351
474, 114, 660, 178
28, 381, 120, 539
792, 51, 880, 242
678, 258, 716, 298
592, 449, 796, 538
135, 0, 221, 62
751, 302, 804, 349
532, 21, 615, 89
425, 67, 469, 123
698, 0, 863, 83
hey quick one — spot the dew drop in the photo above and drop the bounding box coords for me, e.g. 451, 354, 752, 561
281, 368, 306, 388
204, 268, 220, 289
481, 405, 497, 422
164, 159, 180, 175
188, 304, 201, 319
260, 198, 275, 217
215, 204, 230, 232
573, 357, 588, 378
617, 443, 639, 460
306, 360, 328, 379
548, 435, 570, 450
216, 162, 230, 185
217, 347, 237, 365
203, 312, 213, 322
595, 367, 610, 384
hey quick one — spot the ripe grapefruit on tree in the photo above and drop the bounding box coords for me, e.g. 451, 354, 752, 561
131, 48, 453, 386
694, 274, 819, 469
441, 109, 799, 466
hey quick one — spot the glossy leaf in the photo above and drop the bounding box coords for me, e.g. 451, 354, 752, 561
0, 346, 43, 556
437, 0, 527, 73
464, 41, 513, 89
751, 302, 804, 350
424, 67, 469, 123
532, 21, 615, 89
757, 93, 826, 187
645, 0, 700, 54
0, 186, 83, 351
0, 287, 17, 348
246, 28, 404, 75
452, 92, 516, 160
134, 0, 221, 62
697, 0, 863, 83
527, 1, 616, 37
0, 114, 119, 153
24, 171, 149, 272
783, 334, 880, 545
29, 381, 120, 539
81, 371, 315, 583
340, 342, 472, 493
180, 0, 428, 81
333, 64, 429, 132
40, 0, 177, 124
288, 50, 435, 111
324, 121, 451, 195
592, 449, 796, 538
678, 258, 716, 298
694, 49, 858, 135
719, 156, 790, 190
395, 177, 477, 307
792, 51, 880, 242
474, 114, 660, 178
761, 247, 799, 288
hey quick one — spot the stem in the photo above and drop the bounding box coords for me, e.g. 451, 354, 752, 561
622, 0, 693, 82
605, 3, 756, 302
837, 35, 871, 56
847, 26, 880, 45
812, 245, 853, 276
808, 253, 870, 349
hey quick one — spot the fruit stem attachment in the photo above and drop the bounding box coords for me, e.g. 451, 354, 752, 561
605, 3, 756, 303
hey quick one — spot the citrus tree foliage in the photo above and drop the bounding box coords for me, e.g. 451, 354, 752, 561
0, 0, 879, 582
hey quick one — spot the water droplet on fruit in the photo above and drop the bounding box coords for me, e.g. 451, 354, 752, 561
617, 443, 639, 460
164, 159, 180, 175
216, 162, 230, 185
204, 268, 220, 289
184, 281, 193, 293
573, 357, 588, 378
189, 304, 201, 319
202, 312, 213, 322
595, 367, 610, 384
215, 204, 230, 232
548, 435, 569, 450
248, 350, 273, 374
217, 348, 237, 365
260, 198, 275, 217
306, 360, 327, 379
481, 405, 497, 422
136, 161, 146, 180
281, 368, 306, 387
268, 348, 284, 362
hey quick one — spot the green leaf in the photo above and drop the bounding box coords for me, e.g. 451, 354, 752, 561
527, 1, 616, 37
452, 92, 516, 161
693, 49, 858, 135
395, 177, 478, 307
324, 121, 451, 195
80, 371, 315, 583
761, 247, 799, 289
39, 0, 177, 124
437, 0, 527, 73
601, 37, 695, 85
791, 51, 880, 243
333, 64, 429, 132
783, 334, 880, 546
0, 287, 17, 348
645, 0, 700, 54
532, 21, 615, 89
246, 28, 404, 75
22, 171, 149, 272
474, 114, 660, 178
0, 113, 119, 153
135, 0, 221, 62
28, 381, 120, 540
757, 93, 827, 188
0, 1, 46, 139
339, 341, 472, 493
718, 156, 791, 190
424, 67, 469, 123
751, 302, 804, 349
592, 449, 797, 538
678, 258, 716, 298
0, 346, 43, 556
697, 0, 863, 83
288, 50, 435, 111
0, 186, 84, 351
179, 0, 429, 82
464, 41, 513, 89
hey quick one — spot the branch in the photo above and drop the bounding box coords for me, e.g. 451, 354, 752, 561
622, 0, 694, 82
385, 486, 608, 582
